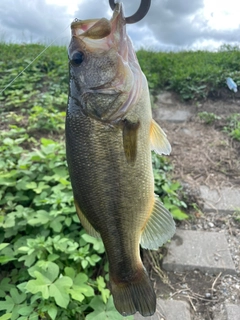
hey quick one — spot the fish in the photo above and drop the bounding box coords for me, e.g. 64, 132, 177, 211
66, 3, 175, 317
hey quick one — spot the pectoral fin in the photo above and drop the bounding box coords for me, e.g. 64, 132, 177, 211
150, 119, 171, 155
140, 196, 176, 250
74, 199, 101, 238
122, 119, 140, 164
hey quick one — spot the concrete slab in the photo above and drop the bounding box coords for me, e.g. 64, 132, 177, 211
213, 310, 226, 320
157, 92, 175, 105
163, 230, 236, 275
154, 108, 192, 123
134, 299, 191, 320
213, 304, 240, 320
225, 304, 240, 320
200, 186, 240, 212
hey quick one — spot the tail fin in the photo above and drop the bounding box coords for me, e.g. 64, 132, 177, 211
110, 268, 156, 317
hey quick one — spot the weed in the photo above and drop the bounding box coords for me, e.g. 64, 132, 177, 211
223, 113, 240, 141
233, 208, 240, 222
198, 112, 221, 124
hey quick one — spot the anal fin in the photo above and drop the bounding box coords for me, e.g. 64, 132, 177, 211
140, 196, 176, 250
150, 119, 171, 155
74, 199, 101, 238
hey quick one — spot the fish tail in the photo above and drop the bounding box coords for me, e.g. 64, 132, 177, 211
110, 268, 156, 317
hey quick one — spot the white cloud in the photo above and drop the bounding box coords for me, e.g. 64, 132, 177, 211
0, 0, 239, 50
203, 0, 240, 30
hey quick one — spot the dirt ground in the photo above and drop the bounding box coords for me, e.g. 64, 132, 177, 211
155, 95, 240, 189
147, 94, 240, 320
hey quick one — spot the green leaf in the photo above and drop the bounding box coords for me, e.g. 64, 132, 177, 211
0, 296, 14, 312
0, 278, 15, 292
81, 260, 88, 269
67, 288, 85, 303
0, 243, 9, 251
67, 272, 94, 302
96, 276, 110, 303
18, 252, 37, 267
26, 262, 59, 298
10, 288, 26, 304
50, 216, 64, 232
28, 313, 39, 320
47, 304, 58, 320
27, 210, 50, 226
86, 296, 133, 320
81, 233, 104, 253
41, 138, 55, 146
18, 305, 34, 316
64, 267, 76, 280
11, 304, 24, 320
25, 182, 37, 190
28, 261, 59, 281
26, 271, 51, 299
0, 313, 12, 320
0, 256, 16, 264
47, 254, 59, 262
73, 274, 94, 297
49, 276, 72, 308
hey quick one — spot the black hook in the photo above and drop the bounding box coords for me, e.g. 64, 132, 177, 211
109, 0, 151, 24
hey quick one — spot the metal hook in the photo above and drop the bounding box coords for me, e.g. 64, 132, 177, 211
109, 0, 151, 24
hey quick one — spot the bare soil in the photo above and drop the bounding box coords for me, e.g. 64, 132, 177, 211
147, 94, 240, 320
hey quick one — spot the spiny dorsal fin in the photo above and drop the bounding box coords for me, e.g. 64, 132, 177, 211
150, 119, 171, 155
140, 196, 176, 250
74, 199, 101, 238
122, 119, 140, 164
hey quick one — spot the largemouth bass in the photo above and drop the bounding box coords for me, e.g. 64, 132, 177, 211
66, 3, 175, 317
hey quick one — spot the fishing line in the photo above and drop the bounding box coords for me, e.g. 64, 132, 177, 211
0, 23, 70, 95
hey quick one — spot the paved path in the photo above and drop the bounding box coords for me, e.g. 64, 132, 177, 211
134, 299, 191, 320
163, 229, 236, 275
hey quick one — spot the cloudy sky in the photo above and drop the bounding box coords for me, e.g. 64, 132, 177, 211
0, 0, 239, 51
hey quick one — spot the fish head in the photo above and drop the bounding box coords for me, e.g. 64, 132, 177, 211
68, 3, 143, 123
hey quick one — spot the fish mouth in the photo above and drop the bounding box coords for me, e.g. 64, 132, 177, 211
70, 3, 126, 51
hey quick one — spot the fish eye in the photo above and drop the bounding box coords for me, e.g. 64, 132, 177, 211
71, 51, 84, 66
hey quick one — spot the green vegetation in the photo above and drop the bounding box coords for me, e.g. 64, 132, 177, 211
198, 112, 221, 124
137, 44, 240, 100
223, 113, 240, 141
198, 112, 240, 141
233, 208, 240, 222
0, 43, 187, 319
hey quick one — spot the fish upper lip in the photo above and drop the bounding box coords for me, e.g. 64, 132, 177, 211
71, 3, 126, 37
